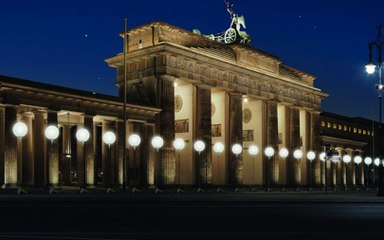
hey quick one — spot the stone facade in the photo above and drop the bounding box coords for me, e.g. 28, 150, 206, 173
3, 21, 374, 191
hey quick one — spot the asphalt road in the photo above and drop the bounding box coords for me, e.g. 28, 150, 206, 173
0, 192, 383, 239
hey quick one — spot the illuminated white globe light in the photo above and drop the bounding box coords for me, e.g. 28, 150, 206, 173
76, 128, 90, 143
364, 157, 372, 166
194, 140, 206, 153
264, 147, 274, 158
365, 63, 376, 74
151, 136, 164, 150
213, 142, 225, 154
293, 149, 303, 160
12, 122, 28, 138
128, 134, 141, 148
354, 155, 362, 165
319, 152, 326, 162
173, 138, 185, 151
374, 157, 381, 166
102, 131, 116, 146
45, 125, 60, 141
232, 143, 243, 156
342, 155, 351, 164
248, 145, 259, 156
307, 151, 316, 161
279, 148, 289, 158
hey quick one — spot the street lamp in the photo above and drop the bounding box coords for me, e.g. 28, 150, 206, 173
102, 131, 116, 194
279, 148, 289, 159
44, 125, 60, 194
128, 134, 141, 150
319, 152, 326, 190
264, 146, 274, 191
213, 142, 224, 192
343, 154, 351, 190
364, 157, 373, 188
76, 128, 90, 194
151, 136, 164, 151
365, 24, 384, 196
248, 145, 259, 192
307, 151, 316, 191
194, 140, 207, 190
150, 135, 164, 193
12, 122, 28, 194
278, 147, 289, 192
12, 122, 28, 139
232, 143, 243, 192
354, 155, 362, 190
128, 133, 141, 193
293, 149, 303, 191
173, 138, 185, 193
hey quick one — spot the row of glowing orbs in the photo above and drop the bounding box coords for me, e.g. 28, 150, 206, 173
12, 122, 381, 167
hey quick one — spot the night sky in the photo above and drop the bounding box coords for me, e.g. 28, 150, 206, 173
1, 0, 383, 120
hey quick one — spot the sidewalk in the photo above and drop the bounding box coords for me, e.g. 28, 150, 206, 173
1, 185, 384, 204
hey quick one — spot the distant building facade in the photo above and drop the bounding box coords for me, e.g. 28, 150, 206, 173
1, 21, 376, 191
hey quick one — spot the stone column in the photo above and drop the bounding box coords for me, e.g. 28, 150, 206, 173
21, 112, 34, 186
33, 110, 46, 188
310, 112, 321, 186
84, 115, 95, 187
159, 77, 176, 184
145, 124, 155, 186
266, 101, 279, 186
140, 124, 153, 186
289, 107, 300, 187
101, 120, 114, 188
0, 106, 4, 187
228, 93, 243, 186
128, 122, 145, 187
115, 120, 124, 186
335, 147, 343, 187
4, 106, 18, 187
61, 123, 72, 185
195, 86, 212, 186
345, 149, 353, 187
47, 111, 60, 187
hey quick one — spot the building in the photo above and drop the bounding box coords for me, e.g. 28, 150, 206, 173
319, 111, 384, 189
0, 19, 335, 192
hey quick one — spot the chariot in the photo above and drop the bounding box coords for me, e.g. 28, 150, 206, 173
193, 1, 251, 45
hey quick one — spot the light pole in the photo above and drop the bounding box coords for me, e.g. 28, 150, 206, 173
102, 131, 116, 194
232, 143, 242, 192
319, 152, 326, 191
374, 157, 380, 185
128, 133, 141, 193
354, 155, 362, 191
278, 147, 289, 192
76, 128, 90, 194
343, 154, 351, 190
248, 144, 259, 192
364, 157, 373, 189
264, 146, 274, 192
213, 142, 224, 192
173, 138, 185, 193
12, 122, 28, 194
293, 149, 303, 191
44, 125, 60, 194
151, 135, 164, 194
194, 140, 206, 192
307, 151, 316, 191
365, 23, 384, 196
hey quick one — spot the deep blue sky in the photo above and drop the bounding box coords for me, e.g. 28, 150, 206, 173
1, 0, 383, 120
